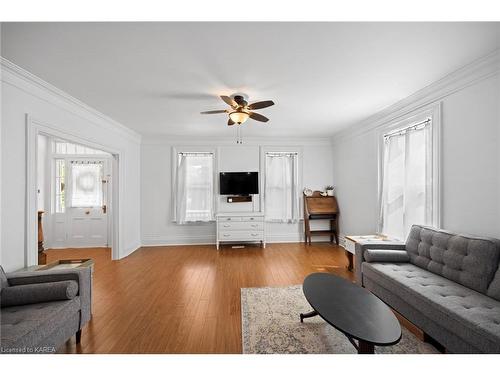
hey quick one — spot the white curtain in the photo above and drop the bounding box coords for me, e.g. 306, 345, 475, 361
264, 153, 299, 222
175, 153, 214, 224
69, 162, 103, 208
380, 122, 432, 240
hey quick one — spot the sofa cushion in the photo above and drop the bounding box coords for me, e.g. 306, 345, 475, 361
1, 280, 79, 307
0, 297, 80, 350
405, 225, 500, 294
487, 266, 500, 302
364, 249, 410, 263
362, 262, 500, 352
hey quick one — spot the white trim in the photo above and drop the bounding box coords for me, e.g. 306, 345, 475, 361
25, 115, 121, 266
1, 57, 141, 144
121, 241, 142, 259
141, 233, 337, 246
376, 103, 442, 236
143, 135, 333, 146
331, 49, 500, 144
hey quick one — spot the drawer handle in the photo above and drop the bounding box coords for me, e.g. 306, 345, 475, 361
251, 233, 259, 237
251, 224, 258, 228
226, 218, 231, 221
223, 234, 230, 237
223, 224, 231, 227
249, 217, 254, 220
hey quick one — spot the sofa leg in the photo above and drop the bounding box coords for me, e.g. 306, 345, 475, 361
76, 329, 82, 344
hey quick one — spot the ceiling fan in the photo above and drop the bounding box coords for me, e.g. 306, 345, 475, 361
200, 95, 275, 126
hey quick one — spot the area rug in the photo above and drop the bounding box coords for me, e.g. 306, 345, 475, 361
241, 285, 439, 354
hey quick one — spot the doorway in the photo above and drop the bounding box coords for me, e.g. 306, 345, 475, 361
27, 116, 120, 266
42, 138, 113, 250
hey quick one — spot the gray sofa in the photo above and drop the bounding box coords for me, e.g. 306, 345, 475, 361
355, 225, 500, 353
0, 266, 91, 353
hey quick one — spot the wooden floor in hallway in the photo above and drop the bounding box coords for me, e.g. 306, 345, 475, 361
46, 242, 354, 353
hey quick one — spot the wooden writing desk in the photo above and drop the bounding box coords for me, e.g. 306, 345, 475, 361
303, 191, 339, 246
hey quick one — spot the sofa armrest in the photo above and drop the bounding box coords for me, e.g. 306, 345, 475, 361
1, 280, 78, 307
6, 268, 92, 327
355, 242, 405, 285
364, 249, 410, 263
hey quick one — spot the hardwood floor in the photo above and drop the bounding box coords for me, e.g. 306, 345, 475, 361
46, 242, 354, 353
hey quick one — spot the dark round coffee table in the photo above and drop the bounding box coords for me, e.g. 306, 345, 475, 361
300, 273, 401, 354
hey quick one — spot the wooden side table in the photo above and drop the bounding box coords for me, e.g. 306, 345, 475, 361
18, 259, 95, 315
344, 235, 392, 272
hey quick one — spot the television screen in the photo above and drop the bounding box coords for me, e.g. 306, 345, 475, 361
220, 172, 259, 195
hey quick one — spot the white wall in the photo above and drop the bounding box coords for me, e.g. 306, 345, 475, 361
332, 54, 500, 240
1, 59, 142, 271
141, 138, 334, 246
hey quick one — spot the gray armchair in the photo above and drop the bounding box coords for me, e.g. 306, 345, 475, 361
1, 266, 92, 353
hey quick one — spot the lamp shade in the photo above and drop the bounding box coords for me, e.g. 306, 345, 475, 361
229, 110, 249, 124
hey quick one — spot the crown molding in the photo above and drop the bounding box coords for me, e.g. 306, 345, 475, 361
331, 49, 500, 144
1, 57, 142, 143
141, 135, 333, 146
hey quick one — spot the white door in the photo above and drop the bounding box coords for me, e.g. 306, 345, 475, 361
66, 158, 109, 247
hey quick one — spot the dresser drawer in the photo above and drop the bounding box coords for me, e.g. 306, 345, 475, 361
218, 216, 242, 222
218, 231, 264, 241
241, 216, 264, 222
219, 221, 264, 231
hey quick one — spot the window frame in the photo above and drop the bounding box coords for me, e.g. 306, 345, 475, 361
260, 146, 303, 222
377, 103, 442, 237
171, 146, 217, 224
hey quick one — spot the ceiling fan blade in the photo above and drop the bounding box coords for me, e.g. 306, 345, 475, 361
249, 112, 269, 123
247, 100, 274, 110
220, 95, 237, 108
200, 110, 227, 114
227, 118, 235, 126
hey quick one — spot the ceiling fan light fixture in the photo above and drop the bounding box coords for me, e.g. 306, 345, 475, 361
229, 110, 250, 124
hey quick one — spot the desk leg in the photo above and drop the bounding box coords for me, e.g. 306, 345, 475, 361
358, 340, 374, 354
345, 250, 354, 271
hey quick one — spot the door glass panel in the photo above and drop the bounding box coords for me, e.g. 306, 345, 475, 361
54, 159, 66, 213
70, 162, 103, 208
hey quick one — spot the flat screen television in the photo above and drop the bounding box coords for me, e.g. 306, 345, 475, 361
220, 172, 259, 195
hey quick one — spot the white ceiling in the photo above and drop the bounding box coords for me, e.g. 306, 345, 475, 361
1, 22, 499, 138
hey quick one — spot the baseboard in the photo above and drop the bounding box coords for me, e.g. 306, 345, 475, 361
141, 234, 216, 247
141, 232, 338, 247
45, 245, 110, 250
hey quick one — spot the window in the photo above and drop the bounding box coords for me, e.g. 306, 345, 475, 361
69, 161, 104, 208
54, 159, 66, 213
54, 140, 108, 155
264, 152, 300, 222
175, 152, 214, 223
379, 112, 439, 240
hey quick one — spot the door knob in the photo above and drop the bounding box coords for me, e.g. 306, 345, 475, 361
85, 210, 90, 215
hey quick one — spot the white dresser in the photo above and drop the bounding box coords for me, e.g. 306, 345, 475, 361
216, 212, 265, 250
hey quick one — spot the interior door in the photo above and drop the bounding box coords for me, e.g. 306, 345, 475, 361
67, 158, 109, 247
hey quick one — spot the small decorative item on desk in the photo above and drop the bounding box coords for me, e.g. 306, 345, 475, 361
325, 185, 334, 196
303, 188, 313, 197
